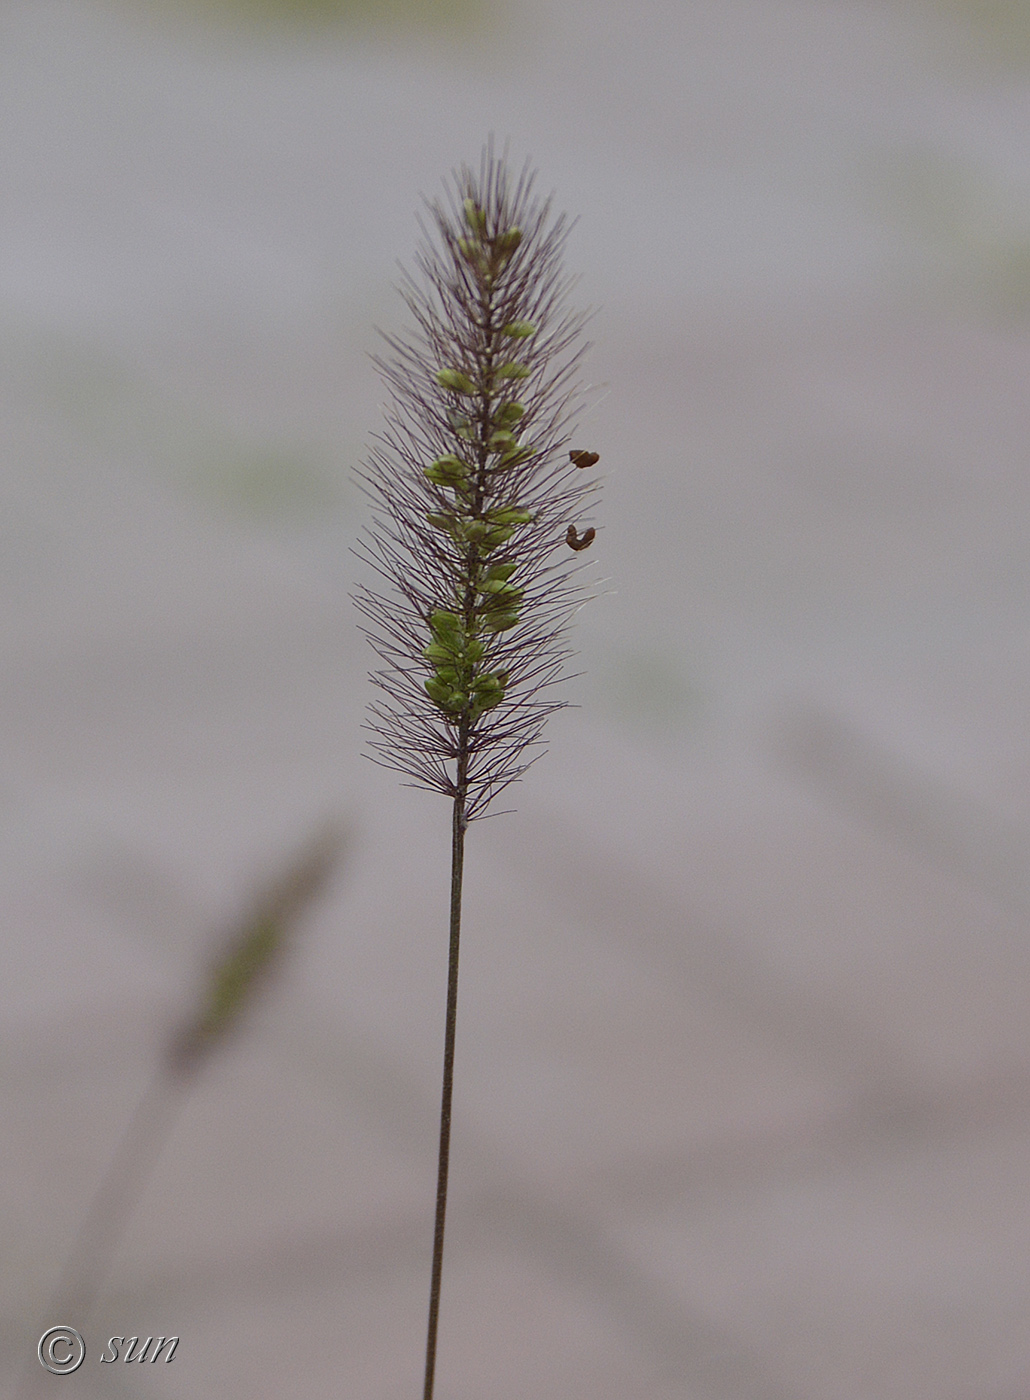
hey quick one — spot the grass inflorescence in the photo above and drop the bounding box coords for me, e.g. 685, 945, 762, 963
355, 147, 600, 822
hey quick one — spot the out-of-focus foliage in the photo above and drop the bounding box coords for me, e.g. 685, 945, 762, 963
168, 824, 343, 1073
939, 0, 1030, 60
143, 0, 484, 35
875, 145, 1030, 322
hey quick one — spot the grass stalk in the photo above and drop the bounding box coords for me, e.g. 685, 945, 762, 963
423, 773, 467, 1400
355, 144, 601, 1396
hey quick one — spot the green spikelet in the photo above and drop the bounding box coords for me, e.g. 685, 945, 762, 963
168, 827, 341, 1073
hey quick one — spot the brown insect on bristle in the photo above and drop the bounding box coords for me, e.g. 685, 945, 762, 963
569, 450, 600, 469
566, 524, 596, 552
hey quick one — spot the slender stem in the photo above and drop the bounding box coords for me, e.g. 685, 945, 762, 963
422, 752, 468, 1400
17, 1066, 188, 1400
54, 1068, 186, 1323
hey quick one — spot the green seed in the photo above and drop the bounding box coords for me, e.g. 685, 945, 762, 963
495, 362, 530, 380
483, 611, 519, 632
483, 584, 524, 608
430, 610, 462, 639
424, 467, 461, 487
463, 198, 486, 235
488, 506, 534, 525
436, 368, 476, 394
496, 401, 525, 424
484, 561, 517, 583
501, 321, 535, 338
424, 454, 470, 486
481, 524, 515, 549
470, 688, 503, 719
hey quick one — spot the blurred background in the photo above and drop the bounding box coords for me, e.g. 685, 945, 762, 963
3, 0, 1030, 1396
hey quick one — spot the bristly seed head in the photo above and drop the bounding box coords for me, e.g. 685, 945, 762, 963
354, 146, 601, 820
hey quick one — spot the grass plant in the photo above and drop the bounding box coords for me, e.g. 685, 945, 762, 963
354, 145, 601, 1400
18, 826, 341, 1400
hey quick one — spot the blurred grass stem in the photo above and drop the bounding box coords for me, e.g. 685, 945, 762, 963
17, 824, 342, 1400
43, 1069, 185, 1326
15, 1071, 186, 1400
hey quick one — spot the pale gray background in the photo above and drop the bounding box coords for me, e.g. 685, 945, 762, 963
3, 0, 1030, 1396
